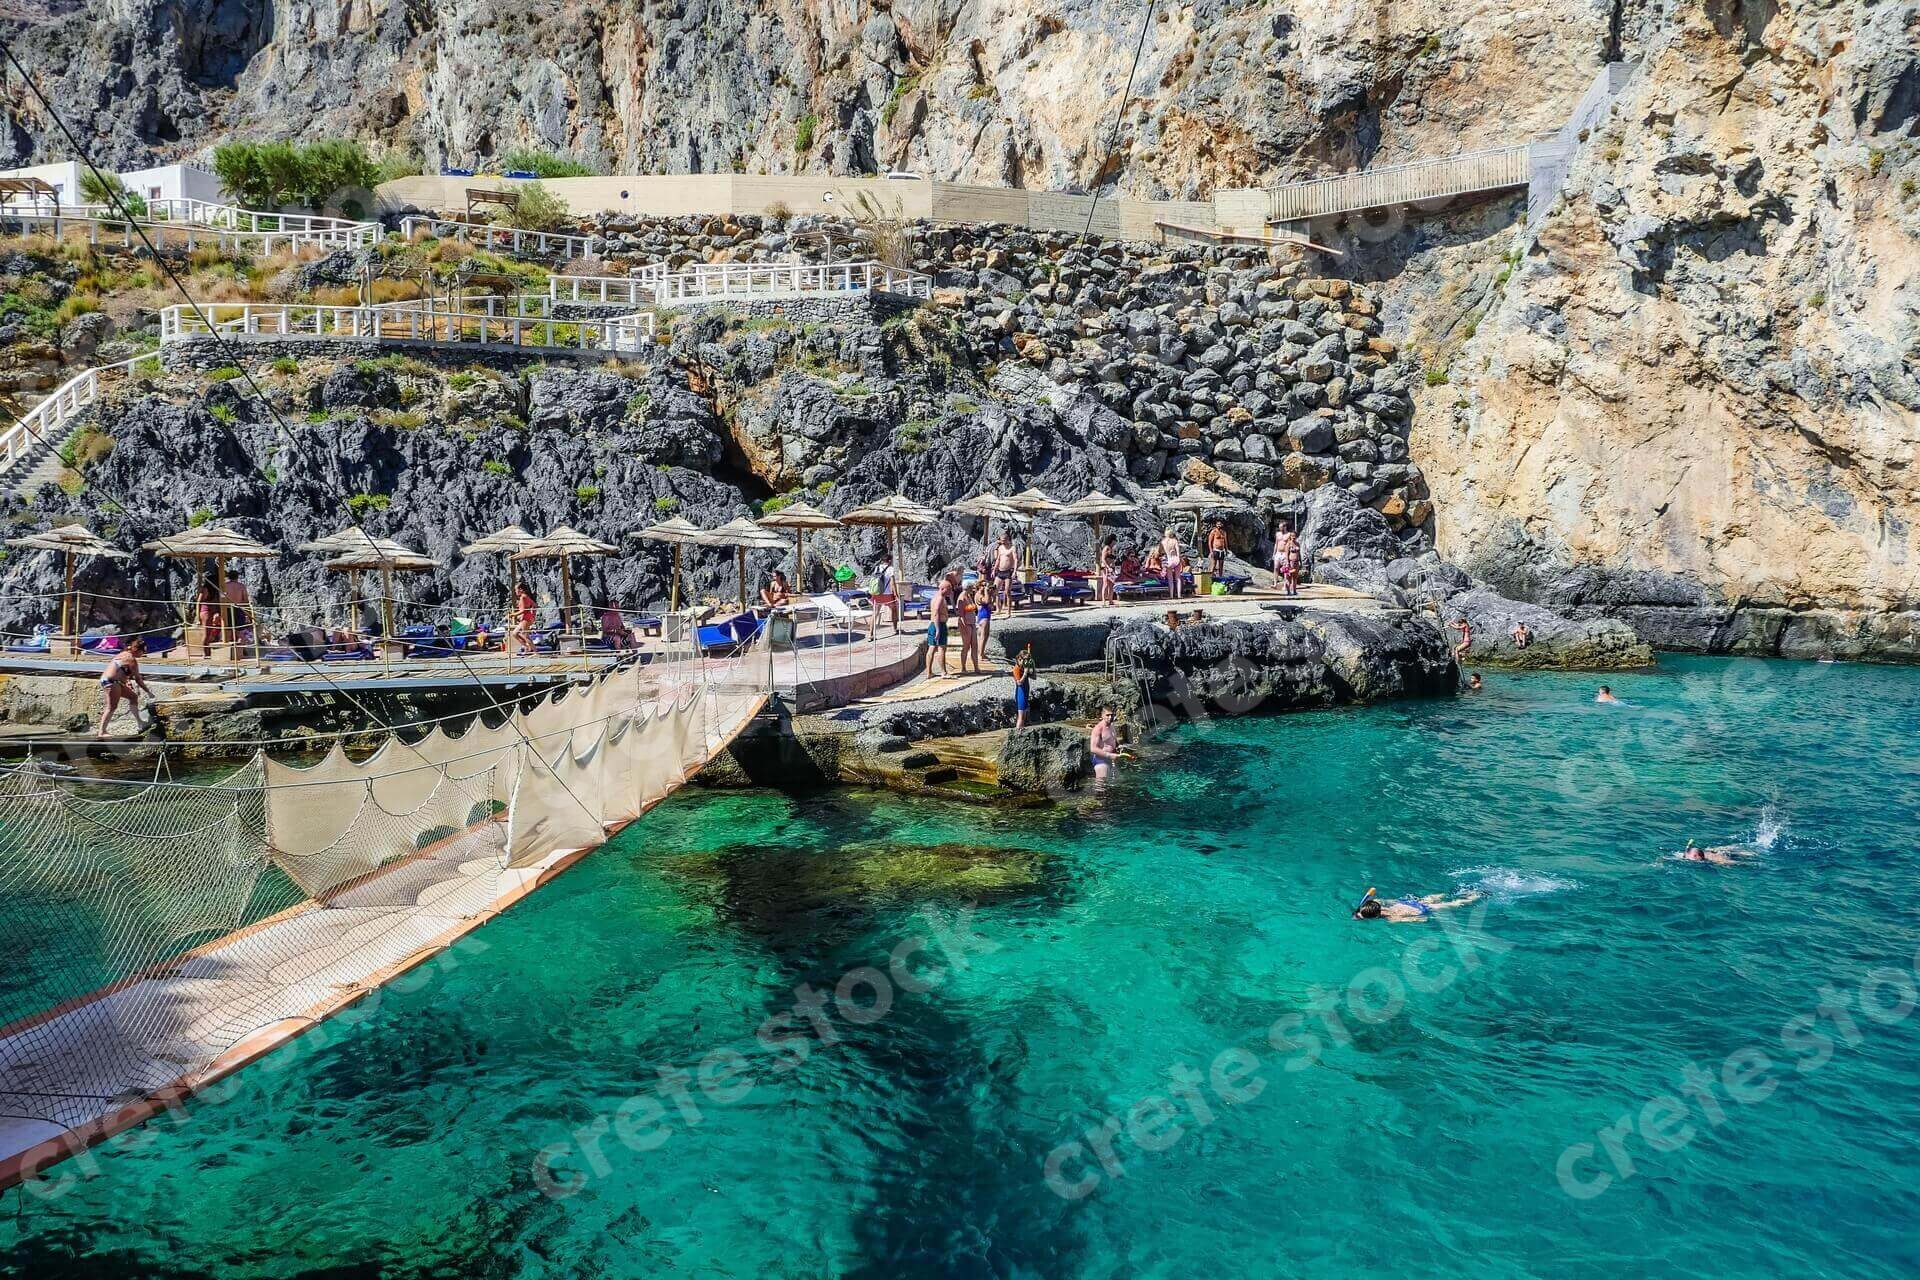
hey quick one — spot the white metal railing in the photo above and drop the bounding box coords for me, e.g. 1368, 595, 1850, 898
158, 302, 654, 353
399, 216, 599, 260
654, 260, 933, 305
547, 268, 670, 306
0, 353, 160, 475
0, 200, 378, 250
1267, 145, 1533, 222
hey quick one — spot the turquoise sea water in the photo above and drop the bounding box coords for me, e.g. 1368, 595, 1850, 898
6, 655, 1920, 1278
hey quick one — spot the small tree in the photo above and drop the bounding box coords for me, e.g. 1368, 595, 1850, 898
211, 139, 377, 209
79, 170, 146, 218
496, 182, 571, 232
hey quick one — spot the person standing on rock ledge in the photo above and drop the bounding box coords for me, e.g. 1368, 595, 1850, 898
1160, 528, 1185, 601
871, 552, 899, 639
1012, 646, 1034, 730
1207, 520, 1229, 583
1273, 523, 1301, 596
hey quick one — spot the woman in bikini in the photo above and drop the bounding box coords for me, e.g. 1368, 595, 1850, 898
1096, 533, 1117, 604
97, 638, 154, 737
955, 583, 982, 674
509, 583, 537, 655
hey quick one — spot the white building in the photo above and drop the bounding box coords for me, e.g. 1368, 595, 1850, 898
0, 160, 226, 209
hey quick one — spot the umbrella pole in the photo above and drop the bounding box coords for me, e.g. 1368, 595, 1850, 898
737, 547, 746, 612
383, 564, 395, 669
671, 544, 681, 613
795, 530, 804, 589
62, 551, 73, 646
508, 558, 518, 654
561, 553, 573, 634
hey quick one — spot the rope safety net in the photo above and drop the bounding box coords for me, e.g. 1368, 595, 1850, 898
0, 635, 769, 1147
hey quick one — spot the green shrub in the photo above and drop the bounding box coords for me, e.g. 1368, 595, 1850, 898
795, 114, 817, 152
499, 147, 598, 178
576, 484, 602, 504
269, 356, 299, 375
305, 410, 329, 424
494, 182, 571, 233
882, 75, 921, 128
208, 403, 237, 424
625, 390, 652, 415
1806, 291, 1827, 309
1868, 149, 1886, 175
654, 495, 679, 514
483, 459, 511, 476
447, 371, 477, 391
1424, 367, 1450, 386
347, 493, 391, 518
58, 423, 114, 471
207, 366, 243, 382
188, 508, 216, 527
373, 151, 425, 184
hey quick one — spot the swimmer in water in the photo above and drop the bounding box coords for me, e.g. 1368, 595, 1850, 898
1467, 673, 1484, 691
1352, 887, 1483, 922
1595, 685, 1620, 704
1677, 839, 1753, 866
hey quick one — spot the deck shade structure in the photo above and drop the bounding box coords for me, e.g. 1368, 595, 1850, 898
1060, 492, 1138, 569
513, 526, 617, 628
1160, 484, 1248, 546
319, 537, 438, 641
4, 523, 129, 645
141, 523, 278, 660
459, 524, 538, 624
838, 495, 938, 596
1002, 487, 1068, 570
755, 501, 843, 588
632, 517, 708, 611
698, 517, 790, 610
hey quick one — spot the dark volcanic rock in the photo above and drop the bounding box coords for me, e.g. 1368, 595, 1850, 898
997, 723, 1092, 793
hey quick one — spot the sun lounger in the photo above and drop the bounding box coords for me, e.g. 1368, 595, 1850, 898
696, 612, 763, 654
808, 592, 876, 631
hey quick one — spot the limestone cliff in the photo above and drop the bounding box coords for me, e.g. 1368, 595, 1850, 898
1, 0, 1628, 194
1411, 0, 1920, 657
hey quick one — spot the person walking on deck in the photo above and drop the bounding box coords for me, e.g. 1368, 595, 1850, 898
1160, 528, 1184, 600
96, 638, 154, 737
871, 552, 899, 639
509, 584, 536, 656
925, 576, 953, 678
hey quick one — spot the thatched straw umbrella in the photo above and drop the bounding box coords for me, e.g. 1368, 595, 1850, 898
1061, 492, 1138, 596
5, 523, 130, 649
319, 536, 438, 642
700, 516, 790, 611
513, 525, 618, 630
1002, 486, 1068, 575
755, 501, 843, 589
632, 516, 708, 611
838, 494, 937, 628
142, 523, 278, 659
460, 524, 538, 626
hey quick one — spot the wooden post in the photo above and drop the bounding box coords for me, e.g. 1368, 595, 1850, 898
61, 552, 74, 645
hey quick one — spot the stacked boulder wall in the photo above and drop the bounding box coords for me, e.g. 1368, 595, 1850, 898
1411, 0, 1920, 659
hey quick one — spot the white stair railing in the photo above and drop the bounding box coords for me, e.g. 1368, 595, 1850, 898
0, 353, 160, 476
0, 201, 378, 251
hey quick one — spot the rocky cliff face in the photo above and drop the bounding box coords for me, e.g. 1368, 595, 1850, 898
1410, 0, 1920, 657
3, 0, 1634, 193
5, 0, 1918, 658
